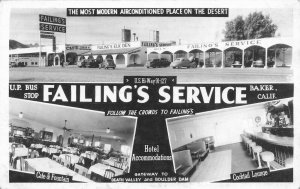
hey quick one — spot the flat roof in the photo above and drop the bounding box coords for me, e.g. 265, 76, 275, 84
81, 47, 141, 56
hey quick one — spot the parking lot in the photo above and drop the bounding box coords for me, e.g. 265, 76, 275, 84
9, 65, 293, 83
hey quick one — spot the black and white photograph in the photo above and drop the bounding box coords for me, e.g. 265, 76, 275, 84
1, 0, 299, 188
8, 7, 293, 83
167, 98, 294, 182
9, 98, 136, 182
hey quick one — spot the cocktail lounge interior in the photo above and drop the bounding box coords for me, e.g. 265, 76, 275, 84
167, 98, 293, 182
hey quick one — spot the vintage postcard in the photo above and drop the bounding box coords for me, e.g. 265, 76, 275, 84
0, 0, 299, 188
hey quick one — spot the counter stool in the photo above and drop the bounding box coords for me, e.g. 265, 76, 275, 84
245, 139, 251, 153
261, 151, 274, 170
242, 136, 248, 149
285, 158, 293, 168
249, 142, 256, 159
248, 141, 256, 156
252, 146, 262, 168
244, 137, 250, 148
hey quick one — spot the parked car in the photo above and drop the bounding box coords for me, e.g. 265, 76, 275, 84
77, 59, 86, 68
170, 56, 198, 68
145, 58, 171, 68
17, 62, 27, 67
267, 59, 275, 67
232, 61, 242, 68
99, 59, 116, 69
252, 59, 264, 68
9, 62, 18, 68
77, 59, 99, 68
86, 59, 99, 68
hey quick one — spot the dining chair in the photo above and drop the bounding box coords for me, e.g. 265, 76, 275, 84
65, 155, 71, 162
65, 161, 71, 169
20, 157, 26, 171
60, 159, 65, 166
90, 172, 102, 182
24, 161, 29, 171
114, 161, 123, 169
104, 169, 115, 179
52, 155, 58, 161
74, 163, 89, 177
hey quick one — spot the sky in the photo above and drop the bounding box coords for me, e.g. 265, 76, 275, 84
9, 8, 293, 46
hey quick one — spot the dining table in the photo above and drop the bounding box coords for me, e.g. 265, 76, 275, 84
80, 152, 98, 161
30, 144, 44, 149
88, 163, 124, 178
25, 157, 93, 183
62, 147, 78, 154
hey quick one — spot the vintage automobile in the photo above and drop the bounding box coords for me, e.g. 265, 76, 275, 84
145, 58, 171, 68
9, 62, 18, 68
252, 59, 265, 68
170, 56, 198, 68
77, 59, 99, 68
267, 58, 275, 67
17, 62, 27, 67
99, 58, 116, 69
77, 59, 86, 68
231, 61, 242, 68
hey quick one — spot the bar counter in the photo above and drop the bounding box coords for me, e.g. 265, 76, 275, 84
244, 130, 293, 147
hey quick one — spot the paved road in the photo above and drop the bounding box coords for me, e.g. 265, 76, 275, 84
9, 66, 293, 83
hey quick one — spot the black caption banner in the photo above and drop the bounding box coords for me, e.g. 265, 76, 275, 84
9, 76, 293, 118
67, 8, 229, 17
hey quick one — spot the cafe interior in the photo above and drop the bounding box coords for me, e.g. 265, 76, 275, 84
167, 98, 293, 182
9, 98, 136, 182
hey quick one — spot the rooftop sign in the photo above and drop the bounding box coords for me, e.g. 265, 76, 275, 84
39, 14, 66, 25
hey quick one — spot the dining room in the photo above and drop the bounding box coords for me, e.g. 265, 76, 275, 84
9, 98, 136, 182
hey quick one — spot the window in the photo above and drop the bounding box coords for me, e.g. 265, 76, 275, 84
94, 141, 101, 147
104, 144, 111, 152
121, 145, 131, 156
35, 62, 38, 65
14, 130, 24, 136
44, 133, 52, 141
85, 141, 91, 146
31, 62, 34, 65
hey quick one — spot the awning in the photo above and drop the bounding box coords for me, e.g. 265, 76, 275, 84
80, 47, 141, 56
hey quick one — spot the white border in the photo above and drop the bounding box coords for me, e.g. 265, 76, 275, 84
1, 0, 300, 189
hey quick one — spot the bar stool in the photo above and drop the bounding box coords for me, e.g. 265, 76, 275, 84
285, 158, 293, 168
247, 141, 255, 155
244, 138, 250, 149
245, 138, 251, 150
252, 146, 262, 168
261, 151, 274, 170
249, 142, 256, 158
241, 135, 247, 149
246, 138, 251, 153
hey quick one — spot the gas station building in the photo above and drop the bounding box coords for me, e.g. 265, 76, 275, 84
147, 37, 293, 68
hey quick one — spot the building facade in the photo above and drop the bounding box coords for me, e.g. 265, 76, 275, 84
147, 37, 293, 68
79, 41, 173, 67
9, 37, 293, 68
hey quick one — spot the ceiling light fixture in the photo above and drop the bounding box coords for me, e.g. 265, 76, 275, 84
106, 128, 110, 134
19, 112, 23, 119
